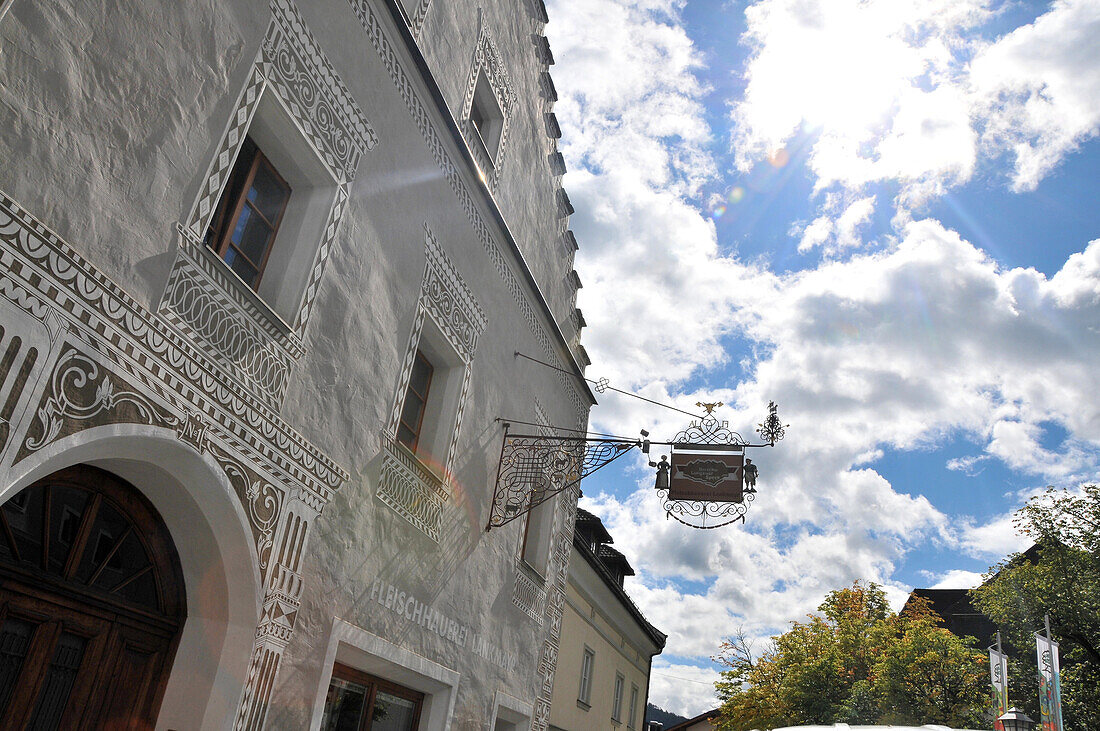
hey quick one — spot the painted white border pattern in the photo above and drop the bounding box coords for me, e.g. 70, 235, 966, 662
344, 0, 588, 428
378, 227, 486, 538
0, 189, 349, 730
165, 0, 376, 407
460, 16, 517, 189
342, 4, 589, 726
408, 0, 433, 37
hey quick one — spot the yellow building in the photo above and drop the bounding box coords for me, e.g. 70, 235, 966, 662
550, 510, 666, 731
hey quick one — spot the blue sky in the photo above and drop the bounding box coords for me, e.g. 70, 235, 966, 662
546, 0, 1100, 716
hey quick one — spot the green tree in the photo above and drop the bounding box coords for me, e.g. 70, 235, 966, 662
875, 601, 988, 726
714, 582, 989, 730
971, 485, 1100, 731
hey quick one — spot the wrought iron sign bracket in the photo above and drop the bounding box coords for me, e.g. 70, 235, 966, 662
485, 422, 639, 531
486, 402, 788, 532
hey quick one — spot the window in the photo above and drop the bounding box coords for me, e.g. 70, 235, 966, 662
469, 71, 504, 162
204, 136, 292, 290
520, 498, 554, 577
578, 647, 595, 707
612, 673, 624, 722
490, 691, 532, 731
396, 351, 434, 452
321, 663, 424, 731
628, 684, 639, 728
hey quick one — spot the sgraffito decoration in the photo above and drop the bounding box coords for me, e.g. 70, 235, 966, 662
344, 0, 589, 429
0, 180, 347, 730
166, 0, 376, 409
460, 16, 517, 189
377, 227, 487, 540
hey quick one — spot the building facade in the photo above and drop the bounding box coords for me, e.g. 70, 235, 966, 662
0, 0, 592, 728
550, 510, 666, 731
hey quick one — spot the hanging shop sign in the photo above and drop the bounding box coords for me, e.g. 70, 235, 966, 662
486, 399, 786, 531
669, 448, 744, 503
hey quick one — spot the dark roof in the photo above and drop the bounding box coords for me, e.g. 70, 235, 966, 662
596, 544, 635, 577
903, 588, 997, 647
902, 544, 1043, 649
664, 707, 720, 730
572, 518, 665, 650
575, 507, 613, 544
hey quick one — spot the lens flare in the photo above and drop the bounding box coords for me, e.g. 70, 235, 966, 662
712, 205, 727, 219
768, 148, 790, 167
729, 186, 745, 204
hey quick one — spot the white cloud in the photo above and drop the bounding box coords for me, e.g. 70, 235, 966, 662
732, 0, 1100, 238
575, 218, 1100, 679
958, 510, 1033, 559
928, 568, 985, 589
648, 661, 721, 718
797, 194, 878, 254
547, 0, 1100, 695
970, 0, 1100, 190
733, 0, 987, 204
946, 454, 991, 475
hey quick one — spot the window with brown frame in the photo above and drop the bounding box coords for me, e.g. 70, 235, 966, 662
204, 136, 292, 290
396, 350, 433, 452
321, 663, 424, 731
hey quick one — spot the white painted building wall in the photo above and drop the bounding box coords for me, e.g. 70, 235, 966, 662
0, 0, 590, 728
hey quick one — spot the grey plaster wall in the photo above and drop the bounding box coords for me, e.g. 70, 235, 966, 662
416, 0, 578, 327
0, 0, 589, 727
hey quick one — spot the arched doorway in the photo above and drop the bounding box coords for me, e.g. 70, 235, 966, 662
0, 464, 185, 728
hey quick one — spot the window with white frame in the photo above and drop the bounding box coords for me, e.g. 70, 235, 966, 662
469, 70, 505, 163
461, 21, 514, 186
199, 91, 342, 325
520, 499, 554, 577
612, 672, 624, 722
628, 684, 639, 728
490, 690, 532, 731
321, 663, 424, 731
518, 402, 557, 577
578, 647, 595, 708
203, 135, 292, 290
179, 0, 373, 331
377, 230, 485, 539
396, 350, 434, 452
314, 619, 459, 731
393, 317, 467, 468
386, 230, 485, 471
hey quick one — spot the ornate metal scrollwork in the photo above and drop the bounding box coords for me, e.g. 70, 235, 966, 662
486, 426, 637, 530
658, 410, 753, 529
757, 400, 787, 446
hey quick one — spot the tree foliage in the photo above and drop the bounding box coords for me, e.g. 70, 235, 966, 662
970, 485, 1100, 731
714, 582, 989, 730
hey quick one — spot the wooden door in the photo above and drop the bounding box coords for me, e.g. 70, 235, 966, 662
0, 466, 185, 729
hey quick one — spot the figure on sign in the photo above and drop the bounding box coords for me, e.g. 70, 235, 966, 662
650, 455, 670, 490
743, 458, 758, 493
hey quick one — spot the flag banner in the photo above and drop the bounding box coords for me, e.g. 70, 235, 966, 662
669, 449, 744, 503
1036, 633, 1065, 731
989, 647, 1009, 730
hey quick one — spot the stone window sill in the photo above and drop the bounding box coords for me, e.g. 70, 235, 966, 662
196, 240, 295, 338
517, 556, 547, 585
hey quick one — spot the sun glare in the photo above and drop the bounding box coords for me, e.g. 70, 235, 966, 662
741, 0, 933, 155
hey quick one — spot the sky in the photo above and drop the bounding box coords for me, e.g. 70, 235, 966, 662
545, 0, 1100, 717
